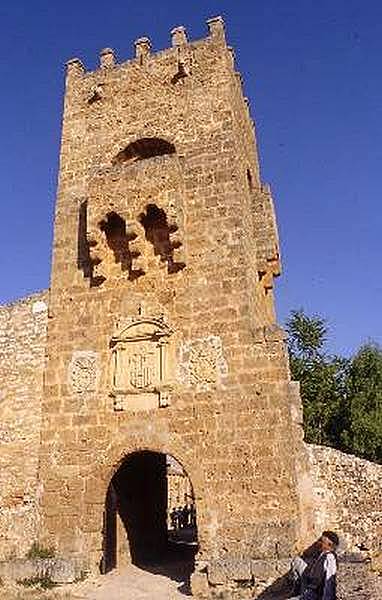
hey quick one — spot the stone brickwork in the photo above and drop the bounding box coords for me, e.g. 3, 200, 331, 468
308, 444, 382, 553
0, 292, 48, 560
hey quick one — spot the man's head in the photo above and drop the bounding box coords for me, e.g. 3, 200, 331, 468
319, 531, 339, 553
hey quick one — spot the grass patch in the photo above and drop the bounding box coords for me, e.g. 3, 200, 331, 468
18, 575, 57, 589
26, 543, 55, 560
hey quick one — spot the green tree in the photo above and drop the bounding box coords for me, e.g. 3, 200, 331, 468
341, 343, 382, 462
286, 310, 382, 463
286, 309, 327, 360
285, 310, 347, 447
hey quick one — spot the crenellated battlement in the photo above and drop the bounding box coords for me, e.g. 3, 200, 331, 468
66, 16, 226, 78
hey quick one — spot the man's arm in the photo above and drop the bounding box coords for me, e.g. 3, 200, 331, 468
322, 553, 337, 600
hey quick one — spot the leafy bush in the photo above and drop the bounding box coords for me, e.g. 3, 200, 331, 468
18, 575, 56, 589
26, 542, 55, 559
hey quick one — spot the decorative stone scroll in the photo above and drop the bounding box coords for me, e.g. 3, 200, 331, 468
110, 316, 174, 411
69, 351, 98, 394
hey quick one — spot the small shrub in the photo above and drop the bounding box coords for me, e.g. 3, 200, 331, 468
76, 569, 88, 582
18, 574, 56, 589
26, 542, 55, 559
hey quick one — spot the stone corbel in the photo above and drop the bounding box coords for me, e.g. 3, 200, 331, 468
258, 254, 281, 293
157, 383, 173, 407
87, 228, 108, 280
127, 221, 146, 273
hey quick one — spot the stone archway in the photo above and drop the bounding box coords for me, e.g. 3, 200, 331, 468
101, 450, 198, 579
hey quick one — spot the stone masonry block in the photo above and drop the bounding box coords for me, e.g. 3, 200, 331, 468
191, 571, 211, 598
208, 558, 252, 585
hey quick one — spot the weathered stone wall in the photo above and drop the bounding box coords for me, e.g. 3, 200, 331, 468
0, 292, 48, 560
307, 444, 382, 552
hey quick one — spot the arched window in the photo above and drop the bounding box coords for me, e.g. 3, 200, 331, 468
139, 203, 185, 274
113, 138, 176, 164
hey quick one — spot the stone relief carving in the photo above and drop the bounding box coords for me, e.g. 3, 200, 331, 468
69, 351, 98, 394
179, 336, 227, 390
110, 315, 174, 411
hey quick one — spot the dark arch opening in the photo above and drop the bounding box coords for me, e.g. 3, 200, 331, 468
246, 168, 253, 191
114, 138, 176, 164
99, 212, 131, 271
101, 451, 198, 588
139, 203, 185, 274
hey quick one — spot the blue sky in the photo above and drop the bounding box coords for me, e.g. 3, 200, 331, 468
0, 0, 381, 355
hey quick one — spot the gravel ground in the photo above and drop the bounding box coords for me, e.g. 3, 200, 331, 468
337, 555, 381, 600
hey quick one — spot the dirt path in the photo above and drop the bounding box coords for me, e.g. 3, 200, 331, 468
69, 558, 382, 600
69, 561, 192, 600
0, 562, 191, 600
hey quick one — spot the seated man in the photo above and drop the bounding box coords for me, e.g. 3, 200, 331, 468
289, 530, 339, 600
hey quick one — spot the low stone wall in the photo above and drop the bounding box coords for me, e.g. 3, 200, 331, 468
0, 292, 48, 560
0, 556, 87, 585
307, 444, 382, 552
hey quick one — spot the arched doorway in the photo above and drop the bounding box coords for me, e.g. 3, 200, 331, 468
101, 451, 198, 579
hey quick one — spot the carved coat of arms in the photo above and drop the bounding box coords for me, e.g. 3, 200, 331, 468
69, 351, 98, 393
110, 316, 173, 411
128, 349, 155, 390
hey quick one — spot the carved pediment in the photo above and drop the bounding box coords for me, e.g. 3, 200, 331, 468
111, 317, 173, 344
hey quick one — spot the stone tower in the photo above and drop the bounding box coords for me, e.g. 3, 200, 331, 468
39, 17, 305, 593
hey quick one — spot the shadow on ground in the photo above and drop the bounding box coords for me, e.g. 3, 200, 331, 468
137, 541, 196, 596
255, 575, 293, 599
